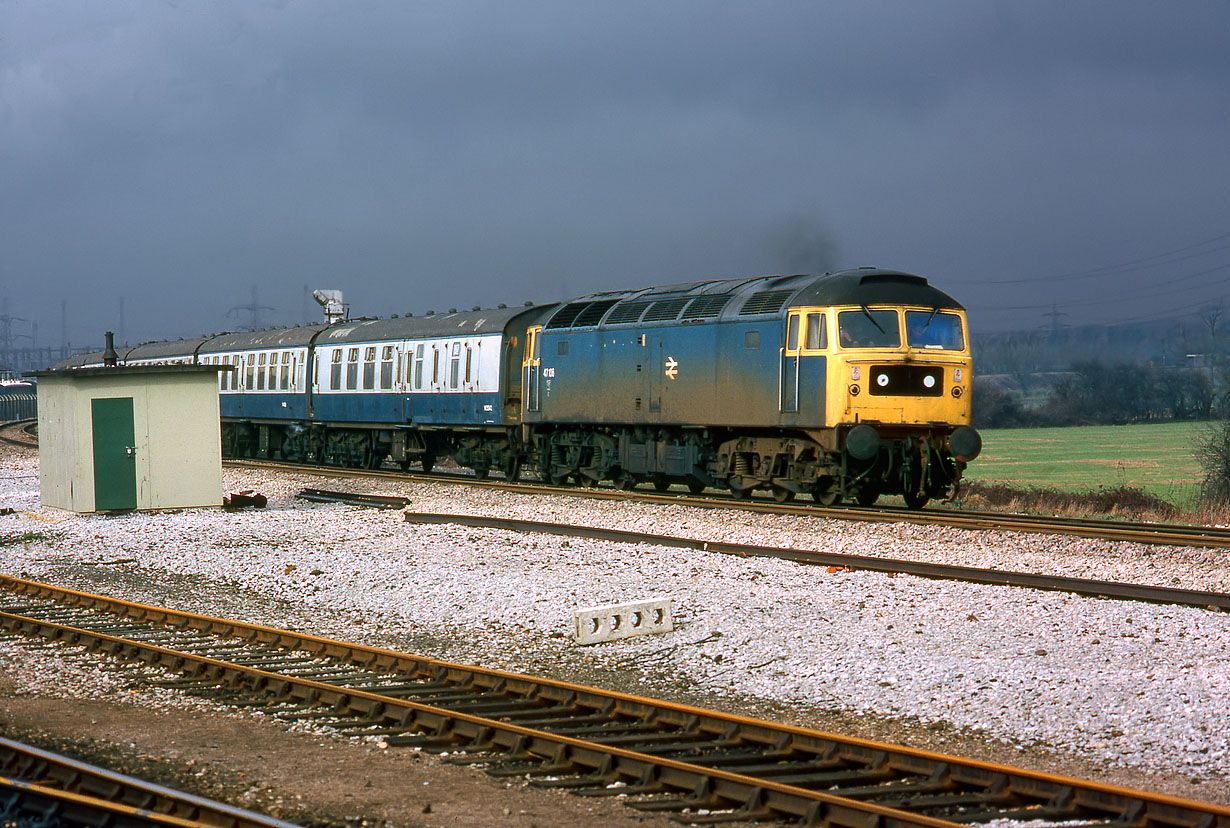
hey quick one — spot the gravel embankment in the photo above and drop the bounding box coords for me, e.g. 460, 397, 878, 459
2, 452, 1228, 807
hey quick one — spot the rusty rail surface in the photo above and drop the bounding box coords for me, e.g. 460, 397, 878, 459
2, 575, 1227, 828
225, 458, 1230, 551
0, 735, 302, 828
404, 512, 1230, 611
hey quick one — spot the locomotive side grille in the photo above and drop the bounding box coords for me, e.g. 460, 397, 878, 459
571, 299, 619, 327
545, 302, 592, 329
605, 301, 653, 325
680, 294, 732, 320
642, 297, 690, 322
738, 290, 793, 315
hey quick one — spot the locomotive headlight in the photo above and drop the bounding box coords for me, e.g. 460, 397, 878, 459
951, 386, 963, 398
875, 373, 889, 387
923, 375, 936, 389
849, 384, 860, 396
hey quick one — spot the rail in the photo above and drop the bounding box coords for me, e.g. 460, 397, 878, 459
3, 574, 1227, 828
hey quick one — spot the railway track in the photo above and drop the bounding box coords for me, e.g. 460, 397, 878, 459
0, 735, 302, 828
226, 457, 1230, 551
2, 422, 1222, 550
401, 510, 1230, 611
2, 574, 1227, 828
0, 418, 37, 449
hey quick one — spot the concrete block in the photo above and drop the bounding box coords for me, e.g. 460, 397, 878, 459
573, 596, 673, 645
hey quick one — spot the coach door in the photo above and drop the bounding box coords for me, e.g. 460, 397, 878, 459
524, 326, 542, 413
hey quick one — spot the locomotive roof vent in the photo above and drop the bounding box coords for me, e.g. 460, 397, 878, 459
858, 273, 928, 287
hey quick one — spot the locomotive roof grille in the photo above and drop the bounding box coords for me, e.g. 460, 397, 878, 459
641, 297, 690, 322
545, 299, 620, 329
738, 289, 794, 315
681, 294, 733, 320
571, 299, 619, 327
545, 302, 592, 329
605, 300, 652, 325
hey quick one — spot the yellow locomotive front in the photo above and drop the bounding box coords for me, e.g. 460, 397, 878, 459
821, 302, 981, 507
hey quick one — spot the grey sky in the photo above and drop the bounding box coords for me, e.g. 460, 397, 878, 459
3, 1, 1229, 347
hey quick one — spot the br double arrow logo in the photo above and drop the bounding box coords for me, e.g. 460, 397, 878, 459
664, 356, 679, 380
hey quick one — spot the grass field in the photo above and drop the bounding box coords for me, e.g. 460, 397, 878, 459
961, 421, 1208, 507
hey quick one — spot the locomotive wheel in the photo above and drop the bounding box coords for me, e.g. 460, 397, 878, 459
473, 466, 489, 480
503, 457, 521, 481
549, 472, 571, 486
903, 491, 930, 510
855, 486, 880, 507
728, 479, 751, 500
616, 474, 638, 491
687, 479, 706, 494
771, 485, 795, 503
812, 488, 841, 506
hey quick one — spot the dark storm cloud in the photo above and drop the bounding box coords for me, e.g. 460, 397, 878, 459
2, 1, 1229, 348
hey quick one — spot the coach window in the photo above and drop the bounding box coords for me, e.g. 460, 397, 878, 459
464, 346, 473, 384
280, 352, 291, 389
330, 350, 343, 390
266, 353, 277, 390
363, 346, 376, 390
380, 345, 394, 389
450, 341, 461, 388
415, 344, 426, 390
432, 348, 440, 385
230, 357, 240, 390
805, 313, 827, 351
346, 347, 359, 390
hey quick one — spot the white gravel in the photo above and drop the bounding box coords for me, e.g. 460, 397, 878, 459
2, 451, 1228, 788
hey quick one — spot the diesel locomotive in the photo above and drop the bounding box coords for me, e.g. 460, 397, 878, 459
63, 267, 981, 508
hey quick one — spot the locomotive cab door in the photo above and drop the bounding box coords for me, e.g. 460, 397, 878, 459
780, 311, 801, 413
780, 309, 827, 424
523, 325, 542, 414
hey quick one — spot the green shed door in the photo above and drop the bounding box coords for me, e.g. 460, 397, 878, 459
92, 397, 137, 511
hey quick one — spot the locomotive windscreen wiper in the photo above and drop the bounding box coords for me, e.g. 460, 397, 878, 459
860, 305, 886, 333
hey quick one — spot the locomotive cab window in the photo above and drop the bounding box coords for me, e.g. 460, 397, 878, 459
805, 313, 827, 350
906, 311, 965, 351
745, 331, 760, 349
837, 309, 901, 349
